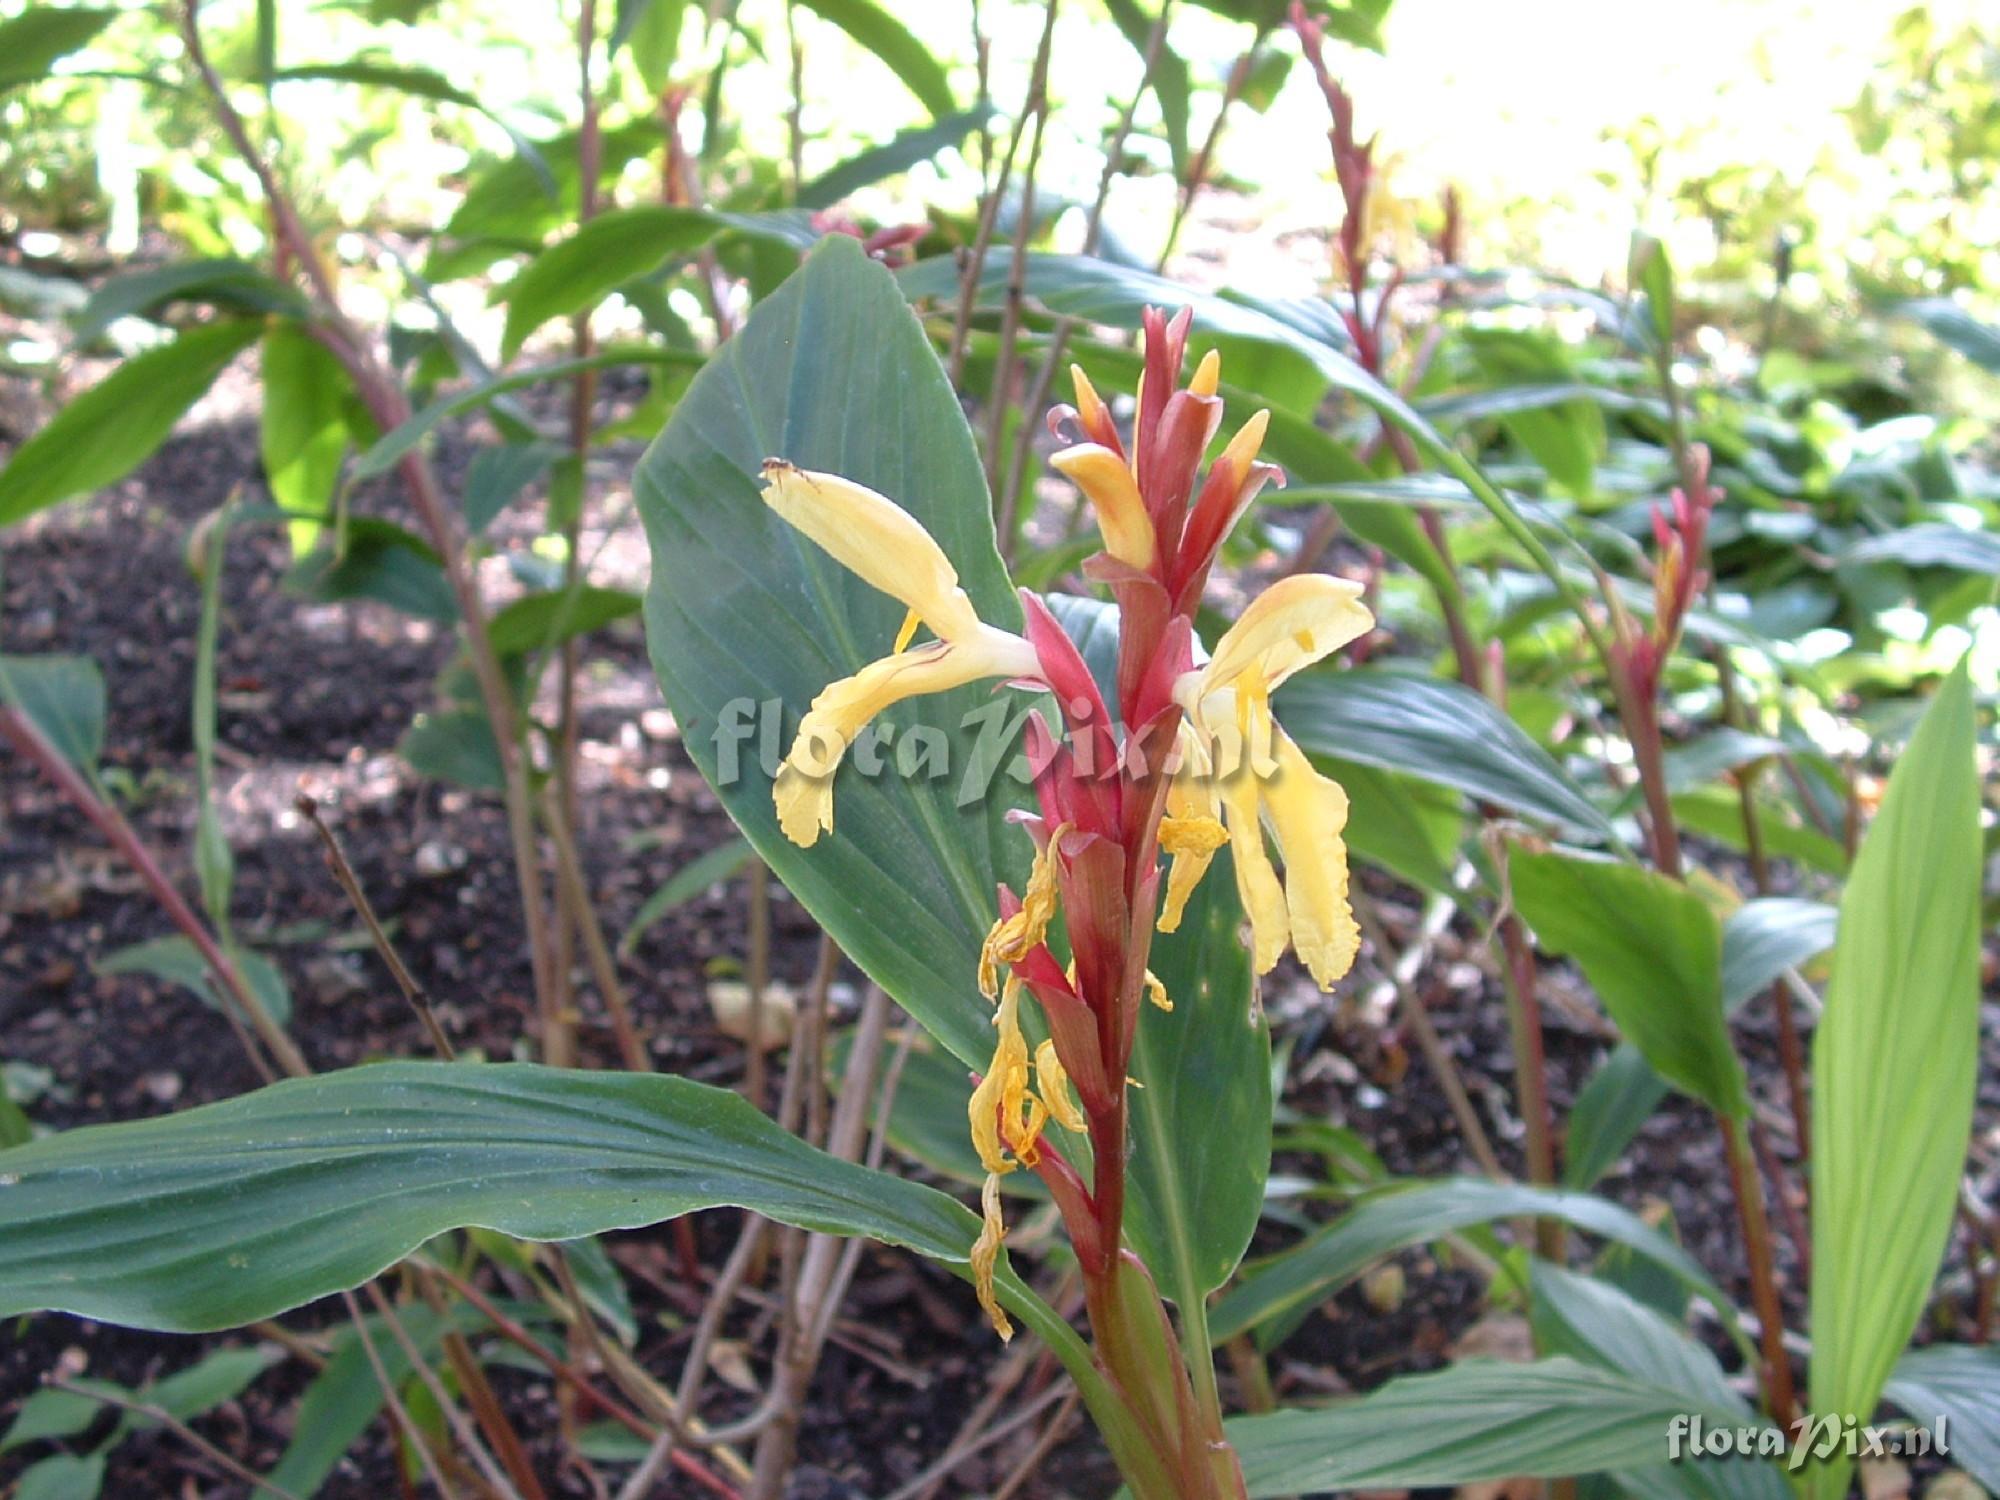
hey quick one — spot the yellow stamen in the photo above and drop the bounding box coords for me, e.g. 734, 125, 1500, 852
971, 1173, 1013, 1341
1190, 348, 1221, 397
894, 606, 922, 653
1157, 812, 1228, 933
1143, 969, 1172, 1013
977, 823, 1070, 997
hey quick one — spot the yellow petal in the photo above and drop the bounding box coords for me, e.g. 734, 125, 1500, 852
1051, 444, 1156, 570
761, 460, 983, 643
775, 631, 1037, 848
1034, 1040, 1089, 1132
1189, 348, 1221, 397
978, 822, 1070, 996
1070, 364, 1113, 437
1158, 722, 1226, 932
1196, 573, 1374, 702
971, 1173, 1014, 1341
1216, 720, 1287, 973
1264, 729, 1361, 989
1143, 969, 1173, 1013
1213, 408, 1270, 491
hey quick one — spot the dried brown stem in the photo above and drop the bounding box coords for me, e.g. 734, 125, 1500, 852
295, 792, 455, 1060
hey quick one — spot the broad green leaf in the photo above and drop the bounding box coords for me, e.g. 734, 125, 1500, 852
619, 836, 754, 954
71, 259, 303, 345
1883, 1346, 1999, 1494
1809, 665, 1980, 1500
1843, 523, 2000, 576
1126, 843, 1268, 1302
14, 1453, 106, 1500
97, 935, 293, 1028
638, 236, 1029, 1068
1673, 784, 1847, 877
1209, 1178, 1730, 1346
486, 585, 641, 656
499, 206, 722, 358
260, 323, 349, 553
799, 108, 993, 210
117, 1345, 280, 1435
284, 518, 455, 621
1661, 728, 1790, 795
0, 1061, 1028, 1334
1, 1382, 117, 1453
795, 0, 954, 117
1275, 668, 1611, 840
1888, 296, 2000, 374
1565, 897, 1837, 1188
1511, 848, 1748, 1119
1531, 1262, 1752, 1416
1323, 756, 1463, 895
0, 6, 116, 89
0, 654, 105, 770
1226, 1358, 1749, 1496
0, 320, 260, 527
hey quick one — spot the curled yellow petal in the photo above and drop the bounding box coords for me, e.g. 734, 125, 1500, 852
761, 460, 983, 643
978, 823, 1070, 996
969, 979, 1034, 1174
1264, 729, 1360, 989
1051, 444, 1156, 570
1143, 969, 1173, 1013
1157, 812, 1228, 933
971, 1172, 1013, 1341
775, 630, 1038, 848
1195, 573, 1374, 703
1219, 748, 1288, 974
1034, 1039, 1089, 1132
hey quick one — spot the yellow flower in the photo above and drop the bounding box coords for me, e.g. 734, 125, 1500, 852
760, 461, 1040, 847
1168, 574, 1374, 989
967, 978, 1085, 1340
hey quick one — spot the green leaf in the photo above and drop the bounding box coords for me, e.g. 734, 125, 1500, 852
71, 259, 303, 345
1661, 728, 1790, 795
1226, 1358, 1748, 1496
271, 62, 550, 193
351, 347, 702, 482
284, 518, 455, 622
1843, 524, 2000, 576
97, 936, 293, 1028
486, 585, 641, 656
400, 708, 503, 791
1126, 843, 1268, 1303
794, 0, 954, 117
1809, 665, 1981, 1500
1531, 1262, 1753, 1417
1104, 0, 1188, 175
13, 1453, 106, 1500
1510, 848, 1747, 1119
1323, 756, 1463, 895
1887, 296, 2000, 373
260, 323, 350, 554
0, 320, 261, 528
619, 837, 754, 954
464, 442, 557, 534
800, 108, 993, 210
1566, 897, 1838, 1188
1629, 233, 1676, 349
1883, 1346, 2000, 1494
1, 1382, 117, 1453
0, 654, 105, 771
499, 206, 723, 359
1209, 1178, 1730, 1346
1673, 784, 1847, 877
638, 236, 1028, 1069
1274, 668, 1611, 840
0, 1061, 1018, 1334
271, 1301, 510, 1496
118, 1345, 280, 1433
0, 7, 117, 89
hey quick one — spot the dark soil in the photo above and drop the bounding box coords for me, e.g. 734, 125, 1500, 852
1, 352, 1994, 1500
